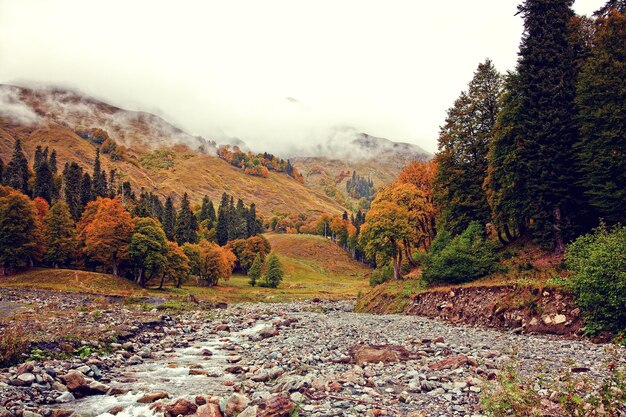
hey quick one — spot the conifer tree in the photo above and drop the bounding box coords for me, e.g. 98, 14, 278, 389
92, 148, 108, 198
63, 162, 84, 221
33, 157, 54, 204
0, 158, 4, 185
4, 139, 30, 195
216, 193, 230, 245
263, 253, 283, 288
246, 203, 262, 236
174, 193, 198, 245
485, 73, 531, 244
575, 9, 626, 224
33, 146, 44, 173
49, 150, 57, 174
163, 196, 176, 241
248, 253, 263, 286
488, 0, 582, 252
80, 173, 93, 208
199, 195, 213, 222
108, 169, 116, 198
45, 200, 76, 268
434, 59, 503, 235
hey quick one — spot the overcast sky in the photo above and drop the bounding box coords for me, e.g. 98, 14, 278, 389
0, 0, 605, 153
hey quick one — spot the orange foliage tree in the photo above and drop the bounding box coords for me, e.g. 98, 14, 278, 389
79, 197, 135, 275
359, 200, 411, 280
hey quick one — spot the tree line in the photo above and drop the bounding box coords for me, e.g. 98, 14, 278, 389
358, 0, 624, 281
0, 141, 273, 288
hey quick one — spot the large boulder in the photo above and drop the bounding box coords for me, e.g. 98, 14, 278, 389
165, 398, 198, 416
350, 344, 414, 366
61, 370, 87, 391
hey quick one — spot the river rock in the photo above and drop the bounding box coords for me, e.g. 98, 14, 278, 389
61, 370, 86, 391
138, 391, 169, 403
165, 398, 198, 416
197, 403, 223, 417
221, 393, 250, 417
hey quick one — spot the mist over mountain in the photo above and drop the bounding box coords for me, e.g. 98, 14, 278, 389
0, 83, 430, 162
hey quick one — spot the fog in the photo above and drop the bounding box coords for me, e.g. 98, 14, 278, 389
0, 0, 605, 154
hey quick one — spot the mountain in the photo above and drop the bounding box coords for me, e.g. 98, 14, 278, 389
0, 83, 430, 215
287, 127, 431, 210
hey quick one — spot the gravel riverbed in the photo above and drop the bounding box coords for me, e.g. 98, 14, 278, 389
1, 292, 624, 417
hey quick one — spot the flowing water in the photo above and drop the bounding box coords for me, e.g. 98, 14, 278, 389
70, 322, 271, 417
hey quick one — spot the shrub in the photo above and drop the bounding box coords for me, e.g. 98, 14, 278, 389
261, 253, 283, 288
566, 223, 626, 336
422, 222, 499, 284
248, 253, 263, 287
0, 324, 29, 367
370, 264, 394, 286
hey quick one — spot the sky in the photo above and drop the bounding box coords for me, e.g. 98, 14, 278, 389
0, 0, 606, 154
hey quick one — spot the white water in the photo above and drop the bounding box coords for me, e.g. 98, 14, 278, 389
70, 321, 273, 417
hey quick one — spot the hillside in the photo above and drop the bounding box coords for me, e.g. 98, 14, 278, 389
0, 233, 371, 303
0, 84, 346, 216
0, 84, 429, 216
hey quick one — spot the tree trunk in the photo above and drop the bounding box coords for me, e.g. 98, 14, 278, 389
112, 263, 118, 276
158, 274, 165, 290
392, 250, 403, 280
497, 229, 509, 246
503, 224, 515, 242
553, 206, 565, 255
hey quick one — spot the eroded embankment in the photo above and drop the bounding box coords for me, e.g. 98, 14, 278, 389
358, 284, 583, 337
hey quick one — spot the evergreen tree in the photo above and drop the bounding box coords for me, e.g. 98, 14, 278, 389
92, 148, 108, 197
80, 173, 93, 208
0, 158, 4, 185
216, 193, 230, 245
246, 203, 262, 236
33, 157, 54, 204
62, 162, 84, 221
575, 9, 626, 224
163, 196, 176, 241
199, 195, 213, 222
174, 193, 198, 245
216, 205, 229, 246
108, 169, 116, 198
262, 253, 283, 288
489, 0, 582, 252
4, 139, 30, 195
434, 59, 503, 235
486, 73, 531, 244
133, 190, 152, 218
33, 146, 44, 173
523, 0, 583, 251
149, 193, 164, 221
248, 253, 263, 286
49, 150, 57, 174
231, 198, 248, 239
45, 200, 76, 268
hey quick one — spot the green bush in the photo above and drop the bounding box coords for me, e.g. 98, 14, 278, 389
370, 264, 394, 286
261, 253, 283, 288
567, 223, 626, 336
422, 222, 499, 284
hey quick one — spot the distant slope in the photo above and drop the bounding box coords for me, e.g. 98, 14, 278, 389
0, 84, 344, 216
266, 233, 371, 277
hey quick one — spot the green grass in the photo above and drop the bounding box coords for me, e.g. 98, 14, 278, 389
0, 234, 371, 304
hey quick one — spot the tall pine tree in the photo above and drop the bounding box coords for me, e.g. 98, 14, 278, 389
33, 156, 54, 204
174, 193, 198, 245
63, 162, 84, 221
575, 9, 626, 224
92, 148, 108, 198
4, 139, 30, 195
163, 196, 176, 241
488, 0, 582, 252
434, 59, 503, 235
216, 193, 230, 246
